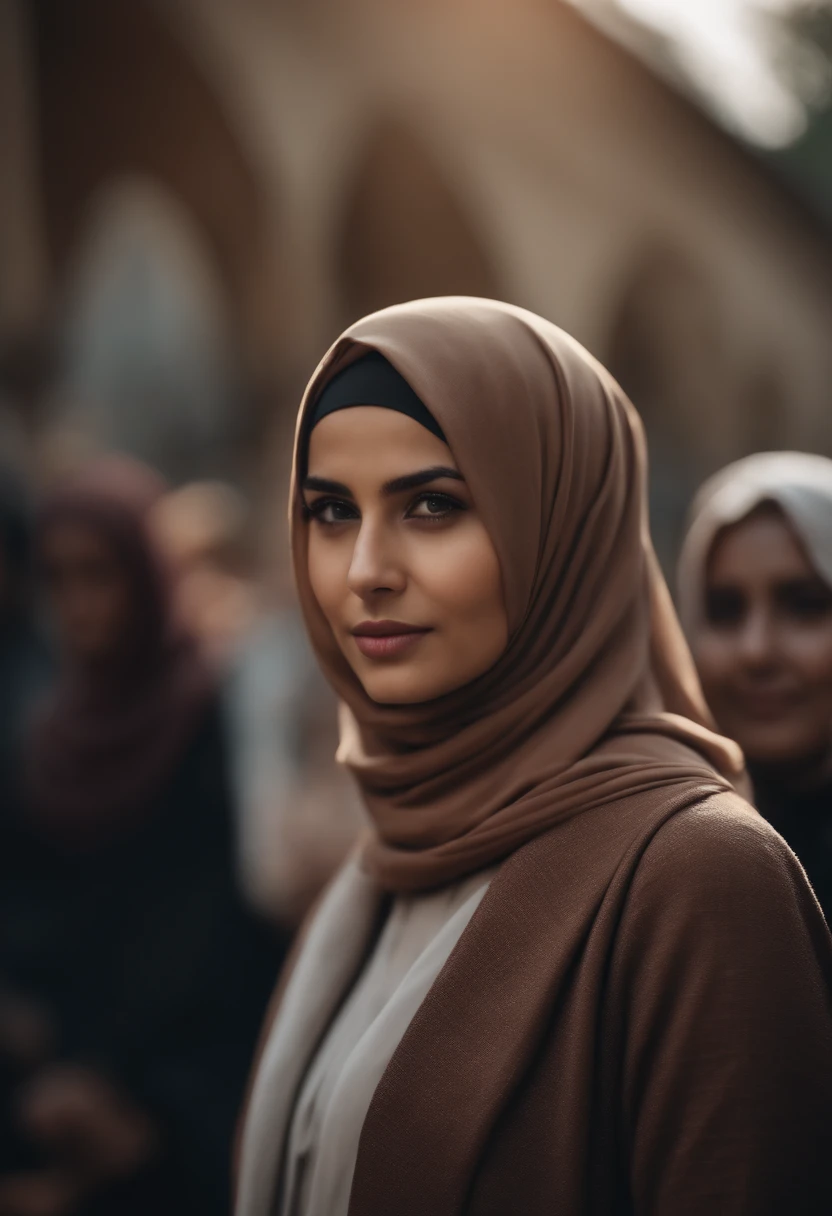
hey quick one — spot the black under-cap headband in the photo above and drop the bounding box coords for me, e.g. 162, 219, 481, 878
306, 350, 446, 443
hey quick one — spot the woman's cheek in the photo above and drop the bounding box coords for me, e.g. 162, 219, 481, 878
692, 634, 734, 696
308, 537, 351, 626
415, 532, 502, 620
791, 623, 832, 697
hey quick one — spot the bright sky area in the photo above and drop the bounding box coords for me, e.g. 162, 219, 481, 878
574, 0, 830, 146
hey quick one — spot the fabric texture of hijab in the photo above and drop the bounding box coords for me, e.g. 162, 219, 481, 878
25, 456, 213, 848
677, 450, 832, 635
291, 296, 743, 892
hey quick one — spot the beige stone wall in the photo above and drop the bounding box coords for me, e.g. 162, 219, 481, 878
171, 0, 832, 408
0, 0, 48, 338
162, 0, 831, 557
2, 0, 830, 554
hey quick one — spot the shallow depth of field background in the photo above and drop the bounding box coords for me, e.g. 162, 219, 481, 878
1, 0, 831, 569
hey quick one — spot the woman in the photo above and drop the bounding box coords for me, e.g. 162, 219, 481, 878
236, 299, 832, 1216
0, 458, 284, 1216
678, 450, 832, 921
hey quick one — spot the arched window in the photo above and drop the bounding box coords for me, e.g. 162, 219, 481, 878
335, 121, 500, 323
608, 250, 732, 568
56, 177, 237, 481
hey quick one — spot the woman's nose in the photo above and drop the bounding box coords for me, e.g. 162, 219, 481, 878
346, 520, 406, 599
736, 607, 776, 667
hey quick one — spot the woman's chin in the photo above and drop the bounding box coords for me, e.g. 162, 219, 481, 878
360, 671, 441, 706
351, 657, 455, 706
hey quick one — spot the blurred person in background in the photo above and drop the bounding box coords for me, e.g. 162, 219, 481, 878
0, 456, 285, 1216
0, 465, 51, 821
148, 481, 256, 667
152, 480, 363, 927
679, 452, 832, 921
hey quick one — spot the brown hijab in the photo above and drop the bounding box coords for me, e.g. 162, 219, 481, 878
26, 457, 214, 848
291, 297, 743, 891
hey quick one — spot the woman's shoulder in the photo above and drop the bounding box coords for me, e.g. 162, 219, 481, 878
639, 789, 802, 890
623, 789, 829, 950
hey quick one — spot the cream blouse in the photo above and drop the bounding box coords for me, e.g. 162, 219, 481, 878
234, 858, 493, 1216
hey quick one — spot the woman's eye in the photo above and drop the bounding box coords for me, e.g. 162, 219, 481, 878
407, 493, 464, 522
778, 580, 832, 622
305, 498, 358, 525
704, 586, 746, 628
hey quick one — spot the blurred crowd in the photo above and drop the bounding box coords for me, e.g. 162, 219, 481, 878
0, 432, 363, 1216
2, 396, 832, 1216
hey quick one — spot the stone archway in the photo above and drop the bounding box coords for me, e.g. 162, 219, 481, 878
55, 176, 238, 482
335, 121, 500, 324
28, 0, 269, 358
609, 248, 791, 567
608, 249, 741, 567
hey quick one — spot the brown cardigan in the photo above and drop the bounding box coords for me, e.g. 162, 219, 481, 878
237, 787, 832, 1215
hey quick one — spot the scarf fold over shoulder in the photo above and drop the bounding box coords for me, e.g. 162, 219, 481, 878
290, 297, 743, 892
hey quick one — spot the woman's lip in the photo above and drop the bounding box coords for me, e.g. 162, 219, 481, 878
351, 620, 429, 637
352, 629, 431, 660
731, 690, 802, 720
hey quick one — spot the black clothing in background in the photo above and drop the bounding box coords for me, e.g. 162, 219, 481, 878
0, 464, 52, 820
0, 618, 51, 818
751, 766, 832, 924
1, 697, 287, 1215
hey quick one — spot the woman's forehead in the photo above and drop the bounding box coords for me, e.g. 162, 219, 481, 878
306, 406, 457, 482
708, 507, 817, 583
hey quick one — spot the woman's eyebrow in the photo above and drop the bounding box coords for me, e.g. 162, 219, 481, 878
382, 467, 464, 496
303, 476, 354, 498
302, 467, 464, 499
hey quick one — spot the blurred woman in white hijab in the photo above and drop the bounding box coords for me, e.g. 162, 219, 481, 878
679, 451, 832, 919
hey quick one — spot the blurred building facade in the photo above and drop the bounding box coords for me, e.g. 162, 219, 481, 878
2, 0, 831, 560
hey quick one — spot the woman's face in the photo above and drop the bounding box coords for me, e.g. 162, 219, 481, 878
41, 521, 135, 664
304, 406, 508, 704
694, 505, 832, 768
